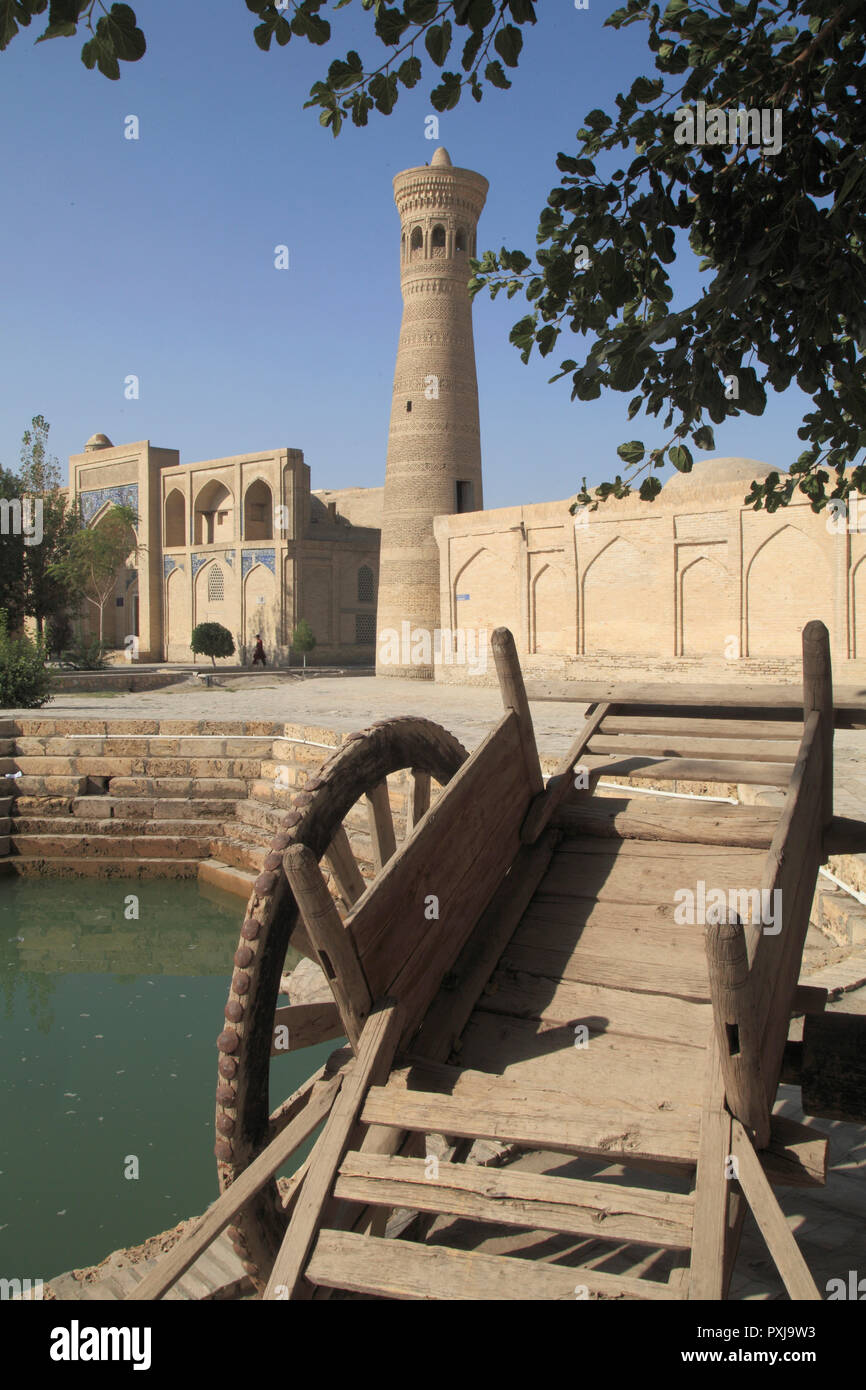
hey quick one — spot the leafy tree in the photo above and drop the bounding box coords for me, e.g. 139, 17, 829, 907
291, 617, 316, 671
0, 466, 26, 632
16, 415, 79, 638
7, 1, 866, 510
190, 621, 236, 667
47, 502, 140, 648
0, 609, 52, 709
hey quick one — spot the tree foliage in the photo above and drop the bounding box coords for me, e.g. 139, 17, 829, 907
6, 0, 866, 511
17, 415, 79, 636
0, 608, 52, 708
190, 621, 235, 667
0, 466, 26, 632
48, 502, 139, 647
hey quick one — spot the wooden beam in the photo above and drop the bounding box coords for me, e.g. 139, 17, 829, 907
262, 1002, 403, 1301
520, 702, 610, 844
688, 1029, 733, 1301
407, 769, 431, 834
128, 1073, 343, 1301
589, 733, 798, 764
322, 824, 366, 910
283, 843, 372, 1052
581, 754, 793, 787
365, 780, 397, 872
704, 917, 770, 1147
730, 1120, 821, 1300
491, 626, 544, 798
271, 1002, 344, 1056
802, 620, 833, 829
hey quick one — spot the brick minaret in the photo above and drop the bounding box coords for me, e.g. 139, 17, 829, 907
376, 147, 488, 678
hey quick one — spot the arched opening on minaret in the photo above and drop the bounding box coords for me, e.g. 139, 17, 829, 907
455, 228, 466, 253
410, 226, 423, 259
431, 224, 446, 256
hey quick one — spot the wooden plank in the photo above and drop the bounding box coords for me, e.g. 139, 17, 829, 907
581, 754, 792, 787
589, 734, 798, 764
455, 1011, 706, 1107
129, 1072, 343, 1301
413, 829, 559, 1061
365, 781, 397, 872
271, 1002, 344, 1056
263, 1003, 403, 1301
730, 1120, 821, 1299
365, 1065, 701, 1164
537, 844, 766, 907
554, 797, 779, 849
347, 711, 527, 993
478, 967, 711, 1048
688, 1029, 732, 1300
334, 1152, 694, 1249
492, 627, 544, 798
407, 769, 431, 834
322, 824, 366, 909
601, 716, 803, 741
520, 702, 611, 844
284, 843, 372, 1051
307, 1229, 674, 1301
504, 938, 710, 1002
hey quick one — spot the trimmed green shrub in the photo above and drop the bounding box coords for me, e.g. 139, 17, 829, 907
191, 622, 235, 668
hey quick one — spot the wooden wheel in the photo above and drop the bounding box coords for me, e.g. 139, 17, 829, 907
214, 716, 468, 1288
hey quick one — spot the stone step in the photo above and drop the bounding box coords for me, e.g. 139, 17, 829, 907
10, 775, 88, 798
11, 833, 212, 860
0, 817, 10, 835
270, 738, 336, 768
12, 755, 263, 779
14, 735, 276, 757
0, 796, 12, 815
0, 835, 9, 855
814, 885, 866, 947
93, 796, 241, 821
0, 739, 14, 756
198, 858, 256, 899
108, 777, 248, 799
209, 836, 268, 873
11, 814, 226, 839
235, 798, 288, 833
249, 779, 300, 809
225, 820, 274, 850
9, 856, 199, 880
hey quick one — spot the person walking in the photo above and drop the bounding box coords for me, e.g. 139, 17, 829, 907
251, 633, 267, 668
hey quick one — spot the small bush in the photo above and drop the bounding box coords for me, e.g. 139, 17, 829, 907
191, 622, 235, 668
0, 610, 52, 708
45, 612, 74, 656
65, 638, 109, 670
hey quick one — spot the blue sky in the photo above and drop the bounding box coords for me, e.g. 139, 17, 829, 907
0, 1, 811, 508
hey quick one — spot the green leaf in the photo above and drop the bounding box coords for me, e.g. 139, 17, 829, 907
669, 445, 693, 472
627, 394, 643, 420
484, 58, 511, 89
692, 425, 715, 450
404, 0, 438, 21
639, 476, 663, 501
617, 440, 645, 464
430, 70, 462, 111
398, 55, 422, 87
425, 20, 452, 66
374, 6, 409, 45
494, 23, 522, 67
253, 21, 273, 51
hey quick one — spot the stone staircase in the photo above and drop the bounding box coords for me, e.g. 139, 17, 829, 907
40, 1229, 252, 1302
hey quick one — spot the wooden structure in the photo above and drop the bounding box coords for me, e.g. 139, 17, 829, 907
130, 620, 866, 1303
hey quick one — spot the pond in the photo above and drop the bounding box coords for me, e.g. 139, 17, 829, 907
0, 875, 336, 1284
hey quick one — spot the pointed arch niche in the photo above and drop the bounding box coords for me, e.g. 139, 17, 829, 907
746, 525, 833, 655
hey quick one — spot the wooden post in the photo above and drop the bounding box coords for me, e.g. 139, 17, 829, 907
802, 619, 833, 828
491, 627, 544, 797
284, 843, 372, 1051
704, 915, 770, 1148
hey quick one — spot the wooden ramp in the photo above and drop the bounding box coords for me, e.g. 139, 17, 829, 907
131, 623, 845, 1303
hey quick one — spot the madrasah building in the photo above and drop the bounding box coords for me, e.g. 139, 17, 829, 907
68, 148, 866, 679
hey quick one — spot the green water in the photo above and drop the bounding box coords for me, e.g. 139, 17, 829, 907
0, 876, 336, 1283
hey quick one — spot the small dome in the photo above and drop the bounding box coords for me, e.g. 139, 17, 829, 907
662, 456, 773, 493
431, 147, 452, 167
85, 432, 113, 451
